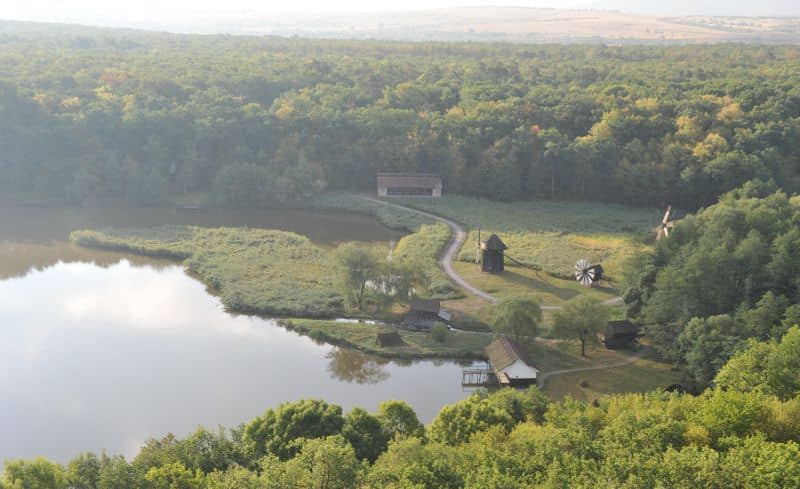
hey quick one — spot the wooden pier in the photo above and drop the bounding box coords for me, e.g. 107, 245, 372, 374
461, 363, 496, 387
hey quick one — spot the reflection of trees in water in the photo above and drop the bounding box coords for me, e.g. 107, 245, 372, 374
326, 348, 391, 384
0, 241, 174, 280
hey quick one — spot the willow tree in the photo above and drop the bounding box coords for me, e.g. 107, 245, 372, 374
553, 296, 609, 356
491, 297, 542, 345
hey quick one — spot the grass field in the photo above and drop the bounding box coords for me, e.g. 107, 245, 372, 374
71, 220, 459, 311
394, 223, 460, 299
542, 351, 683, 402
317, 193, 645, 324
394, 195, 655, 280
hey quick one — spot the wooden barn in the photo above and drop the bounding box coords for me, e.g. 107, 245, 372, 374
376, 331, 404, 348
481, 234, 507, 273
485, 336, 539, 387
377, 173, 442, 197
402, 298, 445, 332
604, 320, 640, 349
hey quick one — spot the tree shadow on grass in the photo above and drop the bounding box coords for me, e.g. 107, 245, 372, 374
499, 269, 581, 302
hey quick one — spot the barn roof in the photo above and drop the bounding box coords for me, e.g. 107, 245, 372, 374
485, 336, 527, 371
409, 298, 441, 314
482, 234, 508, 251
377, 173, 442, 188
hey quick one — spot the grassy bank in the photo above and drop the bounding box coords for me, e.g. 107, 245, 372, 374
285, 319, 491, 359
312, 193, 432, 232
542, 350, 682, 402
71, 226, 343, 317
314, 193, 460, 300
393, 223, 459, 299
393, 195, 655, 280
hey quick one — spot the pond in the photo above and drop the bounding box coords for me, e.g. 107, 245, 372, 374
0, 207, 469, 462
0, 206, 402, 281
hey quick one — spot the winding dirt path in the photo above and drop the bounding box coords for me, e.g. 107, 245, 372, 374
356, 195, 499, 304
358, 196, 646, 384
357, 196, 623, 311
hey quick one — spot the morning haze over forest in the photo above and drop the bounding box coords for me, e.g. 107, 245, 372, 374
4, 1, 800, 42
2, 1, 800, 488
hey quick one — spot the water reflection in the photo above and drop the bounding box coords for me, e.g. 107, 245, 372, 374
0, 205, 401, 281
0, 261, 468, 462
326, 349, 390, 385
0, 206, 400, 245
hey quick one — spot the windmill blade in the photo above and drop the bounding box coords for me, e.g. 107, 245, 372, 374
662, 205, 672, 225
576, 271, 593, 286
656, 227, 665, 241
575, 259, 595, 286
575, 259, 590, 271
663, 227, 669, 238
665, 221, 675, 228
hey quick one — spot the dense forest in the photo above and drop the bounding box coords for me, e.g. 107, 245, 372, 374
625, 181, 800, 391
2, 22, 800, 208
3, 329, 799, 488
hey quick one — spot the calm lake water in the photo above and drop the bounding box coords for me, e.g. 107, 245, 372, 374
0, 206, 401, 281
0, 207, 469, 462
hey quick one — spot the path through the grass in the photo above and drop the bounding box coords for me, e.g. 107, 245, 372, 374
537, 346, 651, 386
357, 195, 499, 304
356, 196, 624, 310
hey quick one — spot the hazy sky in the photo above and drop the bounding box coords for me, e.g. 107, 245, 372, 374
2, 0, 796, 24
5, 1, 587, 19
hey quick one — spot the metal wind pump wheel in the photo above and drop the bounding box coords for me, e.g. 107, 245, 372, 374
575, 259, 595, 287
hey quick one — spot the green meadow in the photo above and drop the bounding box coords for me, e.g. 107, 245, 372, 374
395, 195, 656, 280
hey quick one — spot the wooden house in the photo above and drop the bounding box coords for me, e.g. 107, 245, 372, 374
485, 336, 539, 387
481, 234, 507, 273
604, 320, 640, 349
376, 331, 404, 347
377, 173, 442, 197
402, 298, 443, 332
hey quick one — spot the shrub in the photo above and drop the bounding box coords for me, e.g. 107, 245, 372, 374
431, 323, 448, 343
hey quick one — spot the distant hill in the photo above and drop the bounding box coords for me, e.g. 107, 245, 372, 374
227, 7, 800, 44
587, 0, 800, 17
2, 6, 799, 44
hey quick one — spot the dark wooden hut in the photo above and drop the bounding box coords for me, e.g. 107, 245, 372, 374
604, 320, 640, 349
402, 298, 443, 332
376, 331, 404, 347
481, 234, 507, 273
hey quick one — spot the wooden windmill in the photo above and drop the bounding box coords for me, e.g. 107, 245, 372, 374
656, 205, 677, 241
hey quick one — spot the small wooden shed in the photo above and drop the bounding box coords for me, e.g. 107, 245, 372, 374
402, 298, 443, 332
481, 234, 507, 274
376, 331, 404, 347
604, 320, 640, 349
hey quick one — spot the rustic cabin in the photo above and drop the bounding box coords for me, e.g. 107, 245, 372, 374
604, 320, 640, 349
402, 298, 443, 332
377, 173, 442, 197
485, 336, 539, 387
376, 331, 404, 348
481, 234, 507, 273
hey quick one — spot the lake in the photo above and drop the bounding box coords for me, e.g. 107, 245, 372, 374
0, 207, 469, 462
